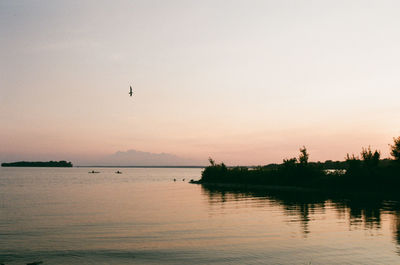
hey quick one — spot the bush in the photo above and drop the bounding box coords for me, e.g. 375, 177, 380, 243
361, 146, 380, 169
298, 146, 309, 165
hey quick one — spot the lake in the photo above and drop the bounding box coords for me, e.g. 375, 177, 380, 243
1, 167, 400, 264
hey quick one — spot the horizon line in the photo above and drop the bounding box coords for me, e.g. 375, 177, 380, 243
75, 165, 206, 168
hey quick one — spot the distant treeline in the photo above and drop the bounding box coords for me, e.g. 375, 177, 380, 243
199, 136, 400, 192
1, 161, 73, 167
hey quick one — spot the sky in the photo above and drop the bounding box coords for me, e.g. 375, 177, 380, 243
1, 0, 400, 165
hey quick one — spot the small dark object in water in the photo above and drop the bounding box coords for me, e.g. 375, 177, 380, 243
115, 171, 122, 174
173, 178, 176, 181
89, 170, 100, 173
26, 262, 43, 265
182, 178, 185, 181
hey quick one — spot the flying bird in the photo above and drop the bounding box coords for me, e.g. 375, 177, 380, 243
129, 85, 133, 97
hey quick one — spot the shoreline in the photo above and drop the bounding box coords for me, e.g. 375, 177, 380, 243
190, 180, 400, 199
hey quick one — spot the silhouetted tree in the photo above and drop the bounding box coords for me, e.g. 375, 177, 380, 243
298, 146, 309, 165
390, 136, 400, 161
208, 157, 216, 166
201, 158, 230, 183
361, 146, 380, 169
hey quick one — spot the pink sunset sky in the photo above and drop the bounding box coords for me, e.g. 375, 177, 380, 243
1, 1, 400, 165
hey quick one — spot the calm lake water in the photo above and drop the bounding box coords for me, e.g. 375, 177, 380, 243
1, 167, 400, 264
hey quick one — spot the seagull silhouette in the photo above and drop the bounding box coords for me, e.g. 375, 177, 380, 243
129, 85, 133, 97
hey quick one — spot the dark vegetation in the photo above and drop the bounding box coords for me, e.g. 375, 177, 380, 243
199, 136, 400, 192
1, 161, 73, 167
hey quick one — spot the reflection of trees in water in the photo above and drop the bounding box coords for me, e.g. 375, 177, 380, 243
388, 204, 400, 254
394, 213, 400, 255
284, 203, 313, 235
345, 199, 382, 230
268, 192, 326, 236
201, 185, 400, 244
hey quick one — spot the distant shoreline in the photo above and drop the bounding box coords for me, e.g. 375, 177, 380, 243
76, 165, 205, 168
1, 161, 73, 167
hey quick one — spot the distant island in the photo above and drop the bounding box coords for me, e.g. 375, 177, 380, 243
1, 161, 73, 167
194, 136, 400, 193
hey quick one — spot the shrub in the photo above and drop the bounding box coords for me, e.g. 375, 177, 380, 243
361, 146, 380, 169
298, 146, 309, 165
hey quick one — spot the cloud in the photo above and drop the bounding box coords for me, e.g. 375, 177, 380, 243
92, 149, 203, 166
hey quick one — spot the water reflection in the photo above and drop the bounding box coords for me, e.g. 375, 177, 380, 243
201, 184, 400, 248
